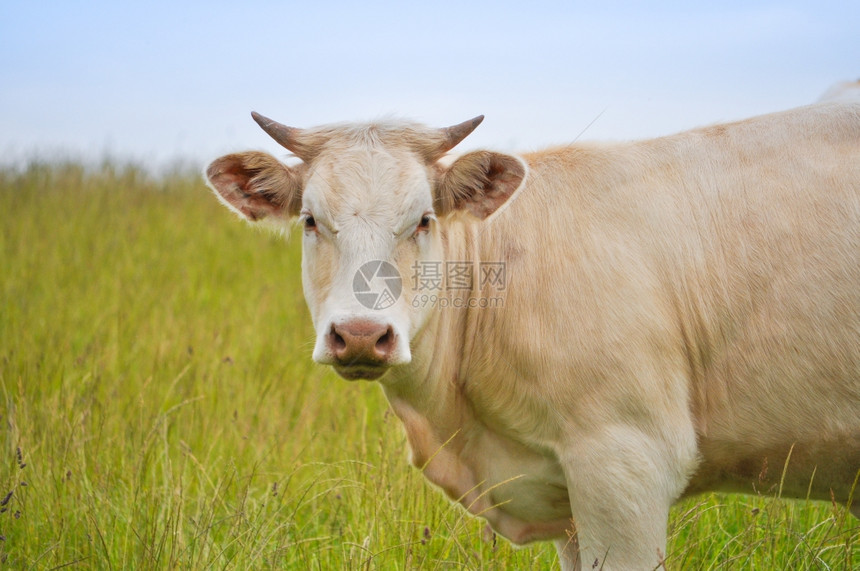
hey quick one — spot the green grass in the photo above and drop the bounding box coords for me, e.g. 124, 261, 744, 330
1, 161, 857, 569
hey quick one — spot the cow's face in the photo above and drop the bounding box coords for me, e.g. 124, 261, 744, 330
206, 114, 524, 381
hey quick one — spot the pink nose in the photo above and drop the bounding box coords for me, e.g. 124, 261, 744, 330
327, 320, 396, 366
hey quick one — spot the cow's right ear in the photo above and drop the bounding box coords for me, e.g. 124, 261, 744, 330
205, 151, 304, 222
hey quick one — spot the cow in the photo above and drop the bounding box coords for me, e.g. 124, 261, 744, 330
205, 100, 860, 570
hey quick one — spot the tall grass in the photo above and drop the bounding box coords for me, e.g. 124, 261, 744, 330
1, 161, 857, 569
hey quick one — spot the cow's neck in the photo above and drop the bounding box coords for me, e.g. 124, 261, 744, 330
380, 218, 485, 483
380, 291, 488, 514
376, 219, 571, 538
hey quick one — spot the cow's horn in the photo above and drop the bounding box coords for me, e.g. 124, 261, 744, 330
251, 111, 316, 162
435, 115, 484, 157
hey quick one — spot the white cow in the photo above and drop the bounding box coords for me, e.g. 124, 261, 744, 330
205, 101, 860, 569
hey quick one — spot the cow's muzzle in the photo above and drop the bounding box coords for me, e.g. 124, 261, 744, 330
326, 320, 397, 380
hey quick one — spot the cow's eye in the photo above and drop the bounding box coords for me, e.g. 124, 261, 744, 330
415, 215, 432, 234
304, 215, 317, 231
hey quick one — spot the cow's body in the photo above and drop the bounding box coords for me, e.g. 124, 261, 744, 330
206, 101, 860, 569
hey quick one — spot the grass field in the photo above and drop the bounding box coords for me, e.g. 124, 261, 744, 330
1, 161, 858, 569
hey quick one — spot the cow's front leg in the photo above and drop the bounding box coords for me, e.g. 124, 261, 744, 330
559, 427, 693, 570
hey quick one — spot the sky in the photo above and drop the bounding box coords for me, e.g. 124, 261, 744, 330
1, 0, 857, 170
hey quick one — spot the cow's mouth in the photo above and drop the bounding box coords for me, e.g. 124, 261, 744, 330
333, 364, 389, 381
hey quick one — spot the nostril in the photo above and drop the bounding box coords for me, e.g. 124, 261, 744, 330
329, 324, 346, 352
375, 326, 395, 356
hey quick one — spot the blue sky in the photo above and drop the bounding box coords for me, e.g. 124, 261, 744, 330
1, 1, 857, 169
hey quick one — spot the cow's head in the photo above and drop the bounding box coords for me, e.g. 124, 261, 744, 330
205, 113, 525, 381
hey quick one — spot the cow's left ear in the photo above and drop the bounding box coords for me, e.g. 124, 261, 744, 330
435, 151, 526, 219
